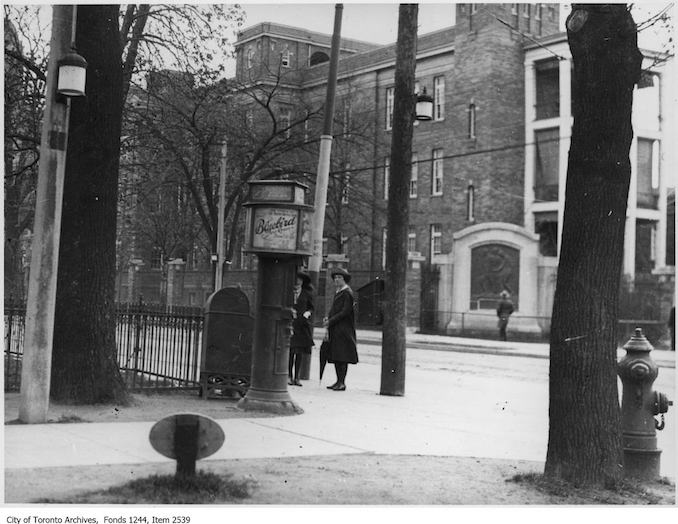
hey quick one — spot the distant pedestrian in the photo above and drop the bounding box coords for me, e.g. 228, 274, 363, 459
496, 290, 514, 342
323, 267, 358, 391
289, 271, 314, 386
669, 306, 675, 352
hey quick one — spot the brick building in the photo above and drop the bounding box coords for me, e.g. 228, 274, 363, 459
115, 3, 674, 336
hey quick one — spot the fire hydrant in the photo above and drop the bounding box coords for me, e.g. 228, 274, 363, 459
617, 328, 672, 480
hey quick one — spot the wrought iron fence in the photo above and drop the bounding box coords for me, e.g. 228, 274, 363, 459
4, 301, 26, 391
4, 300, 204, 392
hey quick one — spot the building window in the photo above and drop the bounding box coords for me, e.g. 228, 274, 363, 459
342, 164, 351, 204
467, 181, 475, 221
281, 47, 291, 67
471, 4, 478, 14
430, 224, 442, 259
382, 228, 388, 269
433, 76, 445, 121
635, 219, 657, 273
408, 227, 417, 254
637, 138, 659, 209
246, 46, 254, 68
280, 109, 291, 138
413, 81, 420, 127
534, 128, 559, 201
535, 217, 558, 256
535, 59, 559, 119
342, 99, 351, 136
309, 50, 330, 66
340, 234, 349, 255
511, 4, 518, 15
303, 110, 310, 142
386, 87, 395, 130
322, 237, 328, 256
189, 243, 200, 270
383, 157, 390, 200
522, 4, 530, 17
468, 103, 476, 138
410, 153, 418, 198
431, 148, 444, 196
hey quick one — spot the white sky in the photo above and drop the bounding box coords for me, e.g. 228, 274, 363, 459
234, 3, 671, 52
237, 2, 458, 45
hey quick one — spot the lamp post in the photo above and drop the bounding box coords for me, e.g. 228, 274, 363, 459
19, 5, 86, 423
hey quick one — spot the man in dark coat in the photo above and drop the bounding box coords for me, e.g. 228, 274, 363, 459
289, 271, 314, 386
496, 290, 514, 342
323, 267, 358, 391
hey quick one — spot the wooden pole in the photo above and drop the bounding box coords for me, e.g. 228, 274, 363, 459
380, 4, 418, 396
19, 5, 74, 423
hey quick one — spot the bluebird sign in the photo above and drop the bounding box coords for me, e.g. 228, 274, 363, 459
244, 180, 313, 256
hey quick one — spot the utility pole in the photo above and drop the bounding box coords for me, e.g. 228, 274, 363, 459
308, 3, 343, 287
380, 4, 419, 397
303, 3, 343, 379
215, 140, 227, 292
19, 5, 75, 423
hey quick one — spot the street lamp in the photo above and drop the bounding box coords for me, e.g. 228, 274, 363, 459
57, 48, 87, 98
415, 87, 434, 121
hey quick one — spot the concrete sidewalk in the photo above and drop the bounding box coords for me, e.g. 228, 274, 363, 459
4, 332, 675, 483
345, 327, 676, 368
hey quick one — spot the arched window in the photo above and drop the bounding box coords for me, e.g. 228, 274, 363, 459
309, 51, 330, 66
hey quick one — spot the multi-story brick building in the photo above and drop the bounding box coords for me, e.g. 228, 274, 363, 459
115, 3, 673, 336
226, 3, 673, 335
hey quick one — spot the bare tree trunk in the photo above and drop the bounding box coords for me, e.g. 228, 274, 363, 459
544, 4, 642, 486
51, 5, 128, 403
380, 4, 418, 396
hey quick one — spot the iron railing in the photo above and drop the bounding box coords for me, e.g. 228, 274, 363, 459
421, 309, 670, 347
4, 300, 204, 392
4, 301, 26, 391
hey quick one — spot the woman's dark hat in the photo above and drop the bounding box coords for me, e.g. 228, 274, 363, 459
330, 267, 351, 283
296, 271, 311, 286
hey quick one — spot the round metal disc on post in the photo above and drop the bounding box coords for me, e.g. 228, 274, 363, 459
149, 413, 225, 461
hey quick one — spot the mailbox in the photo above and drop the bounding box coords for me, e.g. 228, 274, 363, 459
243, 180, 314, 257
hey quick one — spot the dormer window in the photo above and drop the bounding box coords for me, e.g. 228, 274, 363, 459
309, 50, 330, 66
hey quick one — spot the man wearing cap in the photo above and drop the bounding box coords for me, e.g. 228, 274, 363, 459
496, 290, 514, 342
323, 267, 358, 391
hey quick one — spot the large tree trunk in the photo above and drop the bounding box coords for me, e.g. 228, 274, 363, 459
544, 4, 642, 485
380, 4, 418, 396
51, 5, 128, 403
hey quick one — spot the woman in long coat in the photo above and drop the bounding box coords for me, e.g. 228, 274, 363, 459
323, 267, 358, 391
289, 272, 314, 386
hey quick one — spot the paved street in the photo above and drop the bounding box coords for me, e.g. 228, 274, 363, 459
4, 335, 675, 482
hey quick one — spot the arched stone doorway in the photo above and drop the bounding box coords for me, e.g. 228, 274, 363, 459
439, 222, 543, 337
